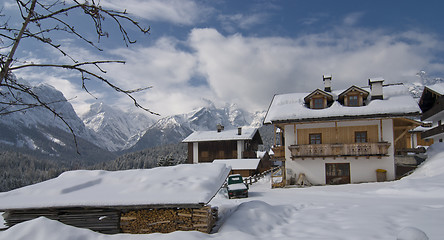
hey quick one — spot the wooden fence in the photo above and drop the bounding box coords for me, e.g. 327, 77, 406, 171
243, 167, 280, 185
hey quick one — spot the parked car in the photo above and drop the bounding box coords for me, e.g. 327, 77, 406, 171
226, 174, 248, 199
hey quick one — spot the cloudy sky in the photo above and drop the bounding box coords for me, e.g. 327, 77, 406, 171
3, 0, 444, 118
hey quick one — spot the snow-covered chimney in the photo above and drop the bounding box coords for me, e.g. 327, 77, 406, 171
217, 124, 224, 132
238, 127, 242, 135
323, 75, 332, 92
369, 78, 384, 100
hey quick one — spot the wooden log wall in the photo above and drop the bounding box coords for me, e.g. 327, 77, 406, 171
120, 205, 217, 234
3, 208, 121, 234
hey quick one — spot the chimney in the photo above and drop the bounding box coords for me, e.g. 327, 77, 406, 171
217, 124, 224, 132
237, 127, 242, 135
323, 75, 332, 92
368, 78, 384, 100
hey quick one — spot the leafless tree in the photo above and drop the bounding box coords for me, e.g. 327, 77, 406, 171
0, 0, 157, 150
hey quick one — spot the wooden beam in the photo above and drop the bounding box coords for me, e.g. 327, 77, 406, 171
380, 119, 384, 142
394, 129, 408, 145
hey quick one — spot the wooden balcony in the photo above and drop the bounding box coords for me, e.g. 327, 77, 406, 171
288, 142, 391, 159
271, 146, 285, 160
421, 125, 444, 139
421, 97, 444, 121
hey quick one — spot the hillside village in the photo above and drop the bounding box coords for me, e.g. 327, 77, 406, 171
1, 76, 444, 239
3, 0, 444, 239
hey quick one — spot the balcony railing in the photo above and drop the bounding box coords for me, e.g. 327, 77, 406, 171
288, 142, 391, 159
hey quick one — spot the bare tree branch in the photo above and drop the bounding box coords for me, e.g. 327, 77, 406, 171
0, 0, 156, 152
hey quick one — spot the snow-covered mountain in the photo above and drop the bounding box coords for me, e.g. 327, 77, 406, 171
80, 103, 156, 151
129, 102, 266, 151
0, 83, 88, 136
0, 82, 115, 164
406, 71, 444, 100
0, 79, 264, 157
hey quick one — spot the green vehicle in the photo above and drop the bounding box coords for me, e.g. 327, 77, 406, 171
226, 174, 249, 199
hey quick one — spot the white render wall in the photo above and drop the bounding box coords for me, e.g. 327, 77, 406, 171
193, 142, 199, 164
284, 119, 395, 185
237, 140, 244, 159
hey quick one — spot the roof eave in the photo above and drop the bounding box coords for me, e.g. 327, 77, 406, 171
267, 112, 421, 124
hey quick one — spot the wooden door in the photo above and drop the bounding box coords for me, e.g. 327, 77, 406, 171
325, 163, 350, 184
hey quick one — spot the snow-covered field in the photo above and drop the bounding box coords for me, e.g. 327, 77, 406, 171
2, 144, 444, 240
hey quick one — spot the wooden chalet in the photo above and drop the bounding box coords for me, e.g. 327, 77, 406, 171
0, 164, 230, 234
264, 76, 422, 186
182, 126, 263, 164
213, 156, 271, 177
419, 83, 444, 142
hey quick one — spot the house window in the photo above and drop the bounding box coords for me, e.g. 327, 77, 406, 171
348, 95, 359, 106
355, 131, 367, 143
309, 133, 322, 144
313, 98, 324, 109
201, 151, 209, 158
217, 150, 225, 158
326, 163, 350, 184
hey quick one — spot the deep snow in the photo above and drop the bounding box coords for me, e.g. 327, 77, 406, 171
2, 143, 444, 239
0, 163, 231, 210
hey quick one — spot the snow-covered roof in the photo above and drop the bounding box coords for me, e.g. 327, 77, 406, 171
369, 77, 384, 82
264, 84, 421, 124
410, 125, 432, 132
0, 163, 231, 210
182, 127, 258, 142
425, 83, 444, 96
213, 159, 261, 170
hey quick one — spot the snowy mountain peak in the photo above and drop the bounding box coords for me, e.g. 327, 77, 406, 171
81, 102, 156, 151
129, 104, 265, 151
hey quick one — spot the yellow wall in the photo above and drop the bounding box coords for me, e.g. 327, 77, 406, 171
297, 125, 379, 144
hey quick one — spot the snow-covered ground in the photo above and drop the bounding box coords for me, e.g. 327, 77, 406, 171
2, 144, 444, 239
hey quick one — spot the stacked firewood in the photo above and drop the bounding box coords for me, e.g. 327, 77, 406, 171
120, 205, 217, 234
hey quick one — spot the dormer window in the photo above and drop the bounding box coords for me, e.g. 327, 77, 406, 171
348, 95, 359, 107
304, 89, 333, 110
338, 86, 369, 107
313, 98, 324, 109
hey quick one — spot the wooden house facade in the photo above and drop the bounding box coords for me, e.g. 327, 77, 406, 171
182, 126, 263, 164
264, 76, 421, 185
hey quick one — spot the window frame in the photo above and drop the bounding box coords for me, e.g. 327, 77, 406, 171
348, 95, 359, 107
312, 98, 324, 109
355, 131, 368, 143
309, 133, 322, 144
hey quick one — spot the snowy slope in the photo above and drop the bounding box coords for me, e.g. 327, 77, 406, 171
0, 82, 114, 162
2, 143, 444, 239
81, 103, 156, 151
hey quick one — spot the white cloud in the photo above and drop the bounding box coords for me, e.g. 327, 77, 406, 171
103, 37, 219, 116
218, 13, 268, 33
343, 12, 364, 26
44, 76, 102, 116
12, 22, 444, 117
188, 27, 444, 112
2, 1, 16, 10
101, 0, 211, 25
